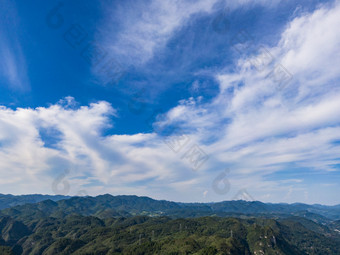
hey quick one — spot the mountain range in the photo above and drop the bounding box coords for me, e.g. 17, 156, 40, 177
0, 194, 340, 254
1, 194, 340, 221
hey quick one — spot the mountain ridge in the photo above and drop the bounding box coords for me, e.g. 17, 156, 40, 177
2, 194, 340, 222
1, 194, 340, 254
0, 194, 70, 211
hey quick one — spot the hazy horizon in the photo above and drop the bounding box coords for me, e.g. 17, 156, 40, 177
1, 193, 340, 207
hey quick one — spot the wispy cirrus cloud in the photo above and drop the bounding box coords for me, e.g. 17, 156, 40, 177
0, 0, 29, 91
96, 0, 283, 68
97, 0, 219, 66
152, 0, 340, 203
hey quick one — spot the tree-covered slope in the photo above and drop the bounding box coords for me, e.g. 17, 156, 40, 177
0, 215, 340, 254
0, 195, 340, 254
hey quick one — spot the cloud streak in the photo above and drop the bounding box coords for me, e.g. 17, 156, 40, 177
0, 0, 29, 90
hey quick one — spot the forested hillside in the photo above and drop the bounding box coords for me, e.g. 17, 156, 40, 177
1, 215, 340, 254
0, 195, 340, 254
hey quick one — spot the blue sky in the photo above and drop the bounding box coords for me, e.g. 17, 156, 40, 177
1, 0, 340, 205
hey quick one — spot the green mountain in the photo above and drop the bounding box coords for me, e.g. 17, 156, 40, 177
2, 194, 340, 222
0, 215, 340, 254
0, 194, 340, 254
0, 194, 70, 210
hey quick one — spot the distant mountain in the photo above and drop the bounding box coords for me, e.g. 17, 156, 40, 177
1, 194, 340, 224
0, 194, 70, 210
208, 200, 340, 220
0, 195, 180, 222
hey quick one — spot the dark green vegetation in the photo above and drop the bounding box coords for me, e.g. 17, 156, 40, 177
0, 195, 340, 254
1, 214, 340, 254
1, 194, 340, 220
0, 194, 69, 210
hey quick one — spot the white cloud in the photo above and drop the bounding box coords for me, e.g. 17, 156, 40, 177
0, 97, 195, 199
97, 0, 282, 68
150, 1, 340, 203
277, 1, 340, 100
98, 0, 219, 66
1, 1, 340, 204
